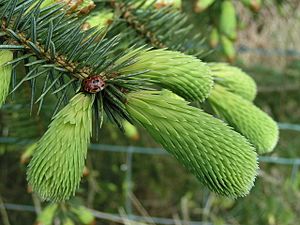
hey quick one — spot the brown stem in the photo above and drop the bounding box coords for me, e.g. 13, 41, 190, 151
2, 18, 106, 81
111, 2, 167, 49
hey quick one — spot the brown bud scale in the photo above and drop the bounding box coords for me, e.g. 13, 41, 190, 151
83, 76, 105, 93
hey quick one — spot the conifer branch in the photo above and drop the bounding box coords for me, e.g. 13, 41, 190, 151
209, 85, 279, 154
2, 24, 89, 80
126, 90, 258, 197
27, 93, 94, 201
0, 0, 280, 202
208, 63, 257, 101
0, 0, 140, 113
0, 50, 13, 106
0, 1, 121, 77
110, 0, 207, 57
111, 1, 167, 49
115, 48, 213, 102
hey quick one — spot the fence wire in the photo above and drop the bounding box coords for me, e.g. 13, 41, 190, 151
0, 203, 215, 225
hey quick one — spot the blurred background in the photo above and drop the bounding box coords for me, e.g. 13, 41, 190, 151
1, 0, 300, 224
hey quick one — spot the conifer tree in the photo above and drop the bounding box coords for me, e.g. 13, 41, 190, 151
0, 0, 279, 208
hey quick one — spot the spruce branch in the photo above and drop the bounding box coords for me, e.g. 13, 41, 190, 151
126, 90, 258, 197
110, 0, 207, 57
114, 48, 213, 102
0, 50, 13, 106
0, 0, 279, 202
209, 85, 279, 154
2, 26, 89, 80
100, 47, 214, 128
0, 0, 128, 110
111, 0, 167, 48
208, 63, 257, 101
27, 93, 94, 201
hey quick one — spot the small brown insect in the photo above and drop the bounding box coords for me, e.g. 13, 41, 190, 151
83, 76, 105, 93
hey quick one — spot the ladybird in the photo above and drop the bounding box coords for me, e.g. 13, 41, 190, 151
83, 76, 105, 93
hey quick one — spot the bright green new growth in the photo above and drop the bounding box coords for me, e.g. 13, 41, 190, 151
126, 90, 258, 197
0, 50, 13, 107
208, 63, 257, 101
27, 93, 94, 201
71, 205, 95, 224
36, 204, 58, 225
117, 49, 213, 102
209, 85, 279, 154
84, 10, 114, 30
